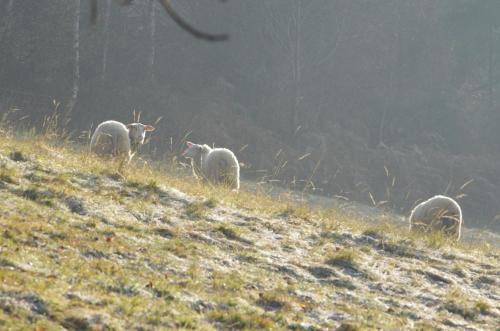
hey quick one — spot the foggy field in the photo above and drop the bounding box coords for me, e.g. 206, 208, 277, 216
2, 1, 500, 231
2, 1, 500, 329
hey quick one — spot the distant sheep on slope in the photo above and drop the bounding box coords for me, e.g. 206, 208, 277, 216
90, 120, 155, 161
409, 195, 463, 240
182, 141, 240, 191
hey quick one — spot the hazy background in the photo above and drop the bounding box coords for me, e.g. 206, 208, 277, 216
1, 0, 500, 231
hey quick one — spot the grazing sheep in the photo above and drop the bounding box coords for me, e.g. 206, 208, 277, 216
409, 195, 463, 240
90, 120, 155, 160
182, 141, 240, 191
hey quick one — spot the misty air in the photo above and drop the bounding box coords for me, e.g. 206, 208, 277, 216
0, 1, 498, 329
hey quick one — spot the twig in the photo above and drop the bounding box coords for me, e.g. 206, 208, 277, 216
157, 0, 228, 41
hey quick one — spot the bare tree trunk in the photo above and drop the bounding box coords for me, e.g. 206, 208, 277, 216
149, 0, 157, 84
488, 24, 495, 110
0, 0, 14, 43
68, 0, 81, 113
101, 0, 112, 81
292, 1, 302, 134
6, 0, 13, 14
378, 1, 401, 146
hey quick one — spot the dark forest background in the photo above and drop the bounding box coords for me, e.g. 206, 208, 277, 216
2, 0, 500, 231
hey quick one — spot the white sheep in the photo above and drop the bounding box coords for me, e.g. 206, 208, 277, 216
409, 195, 463, 240
90, 120, 155, 161
182, 141, 240, 191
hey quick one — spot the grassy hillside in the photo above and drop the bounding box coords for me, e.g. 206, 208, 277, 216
0, 129, 498, 330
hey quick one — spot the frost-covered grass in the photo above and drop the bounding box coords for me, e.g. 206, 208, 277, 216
0, 125, 498, 330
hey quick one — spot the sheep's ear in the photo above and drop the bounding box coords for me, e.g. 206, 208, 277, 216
186, 141, 194, 147
144, 125, 155, 132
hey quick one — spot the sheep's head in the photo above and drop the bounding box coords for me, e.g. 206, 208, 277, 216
182, 141, 211, 159
127, 123, 155, 151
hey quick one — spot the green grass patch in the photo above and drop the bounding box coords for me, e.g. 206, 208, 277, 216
474, 300, 491, 315
185, 201, 209, 218
217, 224, 240, 240
208, 308, 278, 330
451, 264, 466, 278
256, 290, 292, 312
325, 248, 358, 269
0, 164, 19, 184
443, 288, 483, 320
204, 197, 218, 208
211, 271, 245, 291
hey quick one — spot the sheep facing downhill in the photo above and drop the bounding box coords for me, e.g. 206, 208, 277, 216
90, 120, 155, 161
409, 195, 463, 240
182, 141, 240, 191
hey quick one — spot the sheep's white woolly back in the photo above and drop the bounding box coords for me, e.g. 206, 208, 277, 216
409, 195, 463, 240
90, 120, 131, 158
202, 148, 240, 190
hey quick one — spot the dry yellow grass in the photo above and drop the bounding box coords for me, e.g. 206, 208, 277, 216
0, 123, 498, 330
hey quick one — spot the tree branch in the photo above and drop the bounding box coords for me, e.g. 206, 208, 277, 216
156, 0, 228, 41
88, 0, 228, 42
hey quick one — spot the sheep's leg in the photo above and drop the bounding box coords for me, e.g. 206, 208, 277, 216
90, 134, 99, 154
92, 133, 108, 155
126, 153, 133, 165
112, 135, 119, 156
117, 153, 131, 173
